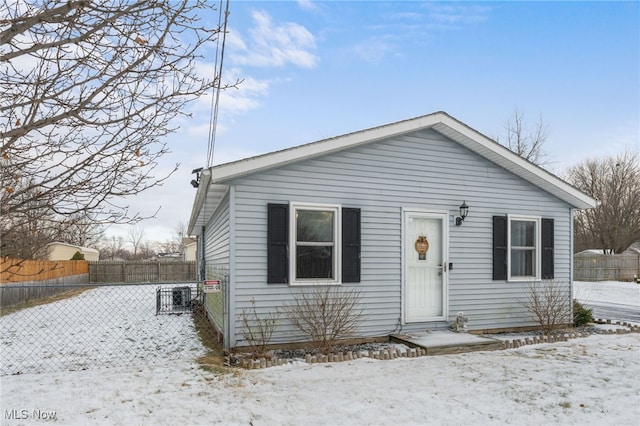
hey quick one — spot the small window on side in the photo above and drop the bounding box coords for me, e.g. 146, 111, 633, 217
508, 216, 541, 281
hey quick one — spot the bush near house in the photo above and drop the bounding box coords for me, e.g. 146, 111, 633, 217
573, 300, 594, 327
286, 286, 364, 355
521, 281, 572, 335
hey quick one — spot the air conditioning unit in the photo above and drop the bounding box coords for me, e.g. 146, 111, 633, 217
172, 286, 192, 310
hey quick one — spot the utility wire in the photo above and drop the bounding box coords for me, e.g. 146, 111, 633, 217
206, 0, 230, 169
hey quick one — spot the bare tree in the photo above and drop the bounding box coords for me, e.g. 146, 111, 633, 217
99, 236, 129, 260
567, 150, 640, 254
58, 213, 104, 248
0, 179, 67, 259
158, 239, 181, 255
137, 240, 157, 260
127, 226, 145, 259
0, 1, 238, 239
1, 188, 104, 260
498, 108, 549, 166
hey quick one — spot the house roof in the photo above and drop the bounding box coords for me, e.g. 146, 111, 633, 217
188, 111, 598, 234
47, 242, 99, 254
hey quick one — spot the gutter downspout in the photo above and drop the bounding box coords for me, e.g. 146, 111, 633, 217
200, 226, 206, 281
569, 208, 575, 319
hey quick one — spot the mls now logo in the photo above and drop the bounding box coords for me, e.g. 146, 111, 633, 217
4, 409, 28, 420
4, 409, 57, 420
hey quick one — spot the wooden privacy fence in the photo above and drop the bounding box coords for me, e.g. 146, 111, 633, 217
573, 254, 640, 282
89, 261, 197, 283
1, 258, 89, 283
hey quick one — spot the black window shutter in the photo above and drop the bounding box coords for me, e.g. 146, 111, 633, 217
342, 208, 361, 283
541, 218, 554, 279
267, 203, 288, 284
493, 216, 507, 280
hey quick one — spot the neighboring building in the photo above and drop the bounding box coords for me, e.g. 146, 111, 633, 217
183, 240, 197, 261
156, 252, 182, 260
574, 249, 606, 256
188, 111, 597, 350
180, 237, 197, 261
47, 242, 99, 261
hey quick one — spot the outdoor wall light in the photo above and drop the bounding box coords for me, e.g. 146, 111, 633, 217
190, 167, 203, 188
455, 201, 469, 226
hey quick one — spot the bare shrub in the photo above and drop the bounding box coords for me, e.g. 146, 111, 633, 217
240, 298, 280, 359
521, 281, 572, 335
286, 286, 364, 355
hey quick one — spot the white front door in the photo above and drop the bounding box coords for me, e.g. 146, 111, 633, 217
404, 210, 448, 322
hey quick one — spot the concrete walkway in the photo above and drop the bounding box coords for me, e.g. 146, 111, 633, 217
390, 331, 504, 355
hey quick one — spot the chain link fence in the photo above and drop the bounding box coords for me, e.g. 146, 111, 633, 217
0, 282, 220, 376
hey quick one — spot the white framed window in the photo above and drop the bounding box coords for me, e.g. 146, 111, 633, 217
290, 202, 341, 285
507, 215, 541, 281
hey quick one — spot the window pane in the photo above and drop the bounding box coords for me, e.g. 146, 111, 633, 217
297, 210, 334, 242
511, 221, 535, 247
511, 249, 535, 276
296, 246, 333, 279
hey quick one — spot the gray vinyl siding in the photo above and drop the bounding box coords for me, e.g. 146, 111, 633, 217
225, 129, 573, 347
203, 191, 231, 273
202, 192, 230, 332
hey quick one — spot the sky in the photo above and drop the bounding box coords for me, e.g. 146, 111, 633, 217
104, 0, 640, 244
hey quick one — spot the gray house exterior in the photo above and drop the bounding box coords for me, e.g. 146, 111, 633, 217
188, 111, 597, 350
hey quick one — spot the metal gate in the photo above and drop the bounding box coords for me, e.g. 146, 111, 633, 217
156, 284, 202, 315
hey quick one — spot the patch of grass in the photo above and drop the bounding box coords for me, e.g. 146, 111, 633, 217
559, 401, 571, 409
191, 301, 232, 375
0, 287, 91, 317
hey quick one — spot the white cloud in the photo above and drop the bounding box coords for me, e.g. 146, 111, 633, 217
224, 28, 247, 52
348, 4, 492, 64
422, 3, 492, 28
231, 10, 318, 69
352, 35, 398, 64
297, 0, 319, 12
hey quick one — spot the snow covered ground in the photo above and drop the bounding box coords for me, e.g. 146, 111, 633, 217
1, 284, 205, 375
1, 281, 639, 425
574, 280, 640, 308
